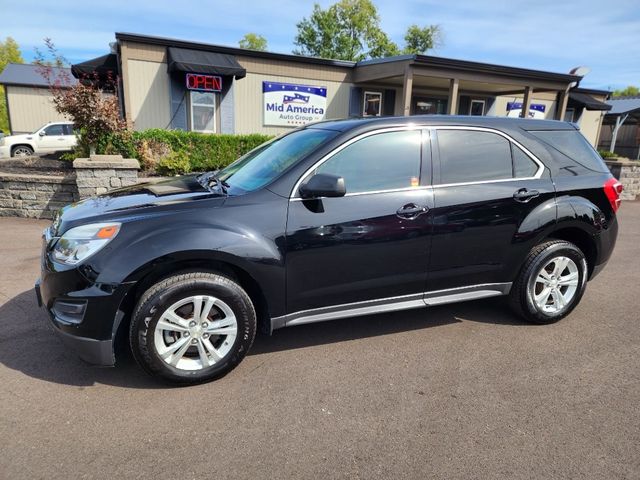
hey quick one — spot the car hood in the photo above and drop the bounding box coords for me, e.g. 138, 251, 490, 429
54, 174, 226, 234
3, 133, 35, 143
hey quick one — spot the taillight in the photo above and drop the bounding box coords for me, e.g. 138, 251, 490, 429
604, 177, 623, 213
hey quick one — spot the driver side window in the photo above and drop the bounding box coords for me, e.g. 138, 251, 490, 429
44, 124, 65, 136
315, 130, 423, 194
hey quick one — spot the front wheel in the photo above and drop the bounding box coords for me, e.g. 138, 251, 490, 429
130, 272, 256, 384
510, 240, 588, 324
11, 145, 34, 157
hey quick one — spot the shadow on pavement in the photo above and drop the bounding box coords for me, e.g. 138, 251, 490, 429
0, 289, 525, 388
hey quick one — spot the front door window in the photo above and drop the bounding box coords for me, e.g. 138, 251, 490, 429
412, 96, 447, 115
190, 91, 216, 133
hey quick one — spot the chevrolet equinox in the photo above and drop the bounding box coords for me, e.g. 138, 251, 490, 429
36, 116, 621, 384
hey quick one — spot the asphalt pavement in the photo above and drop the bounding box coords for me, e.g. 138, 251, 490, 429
0, 203, 639, 479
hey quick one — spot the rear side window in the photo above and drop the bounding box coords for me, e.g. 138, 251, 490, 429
529, 129, 608, 173
512, 145, 538, 177
315, 130, 422, 194
437, 130, 512, 184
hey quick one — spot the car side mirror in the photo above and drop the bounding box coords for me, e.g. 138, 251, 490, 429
299, 173, 346, 199
39, 131, 46, 137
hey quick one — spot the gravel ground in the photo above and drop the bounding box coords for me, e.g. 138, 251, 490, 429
0, 203, 638, 479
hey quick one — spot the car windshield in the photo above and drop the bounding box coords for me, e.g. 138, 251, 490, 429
217, 128, 336, 193
31, 124, 49, 134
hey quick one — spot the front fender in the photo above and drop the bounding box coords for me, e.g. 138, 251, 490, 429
89, 218, 286, 316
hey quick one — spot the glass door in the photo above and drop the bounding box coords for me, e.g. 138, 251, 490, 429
190, 91, 216, 133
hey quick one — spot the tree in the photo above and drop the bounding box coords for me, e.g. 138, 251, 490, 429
239, 33, 268, 51
403, 24, 442, 55
35, 38, 126, 155
612, 85, 639, 98
293, 0, 441, 61
0, 37, 24, 133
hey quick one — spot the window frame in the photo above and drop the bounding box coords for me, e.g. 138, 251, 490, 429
189, 90, 216, 133
431, 126, 545, 187
469, 99, 485, 116
362, 91, 383, 117
290, 126, 430, 199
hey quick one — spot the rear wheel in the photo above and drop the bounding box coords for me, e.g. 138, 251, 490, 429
510, 240, 587, 324
11, 145, 34, 157
130, 272, 256, 384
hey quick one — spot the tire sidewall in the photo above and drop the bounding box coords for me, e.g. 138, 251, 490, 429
132, 277, 255, 383
522, 243, 587, 323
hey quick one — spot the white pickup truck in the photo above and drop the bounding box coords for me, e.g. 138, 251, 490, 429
0, 122, 77, 158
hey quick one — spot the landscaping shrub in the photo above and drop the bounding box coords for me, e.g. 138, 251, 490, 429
66, 129, 273, 175
598, 149, 617, 159
60, 129, 273, 175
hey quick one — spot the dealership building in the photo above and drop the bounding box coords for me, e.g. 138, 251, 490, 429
1, 32, 612, 146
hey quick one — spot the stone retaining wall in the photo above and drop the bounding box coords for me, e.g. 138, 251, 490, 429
606, 160, 640, 201
73, 155, 140, 199
0, 172, 78, 219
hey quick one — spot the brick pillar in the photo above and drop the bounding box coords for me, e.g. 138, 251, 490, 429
73, 155, 140, 200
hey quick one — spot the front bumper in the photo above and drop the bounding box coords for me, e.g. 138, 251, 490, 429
36, 264, 134, 366
0, 145, 10, 159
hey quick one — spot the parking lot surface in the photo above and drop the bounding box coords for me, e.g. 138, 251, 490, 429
1, 203, 639, 479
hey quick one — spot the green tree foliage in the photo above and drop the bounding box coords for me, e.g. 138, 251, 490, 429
612, 85, 639, 97
0, 37, 24, 133
239, 33, 268, 51
403, 24, 442, 55
293, 0, 441, 61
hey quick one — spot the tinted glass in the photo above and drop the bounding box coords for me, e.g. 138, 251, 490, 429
219, 128, 336, 193
530, 130, 608, 173
62, 124, 75, 135
513, 145, 539, 177
315, 130, 422, 194
438, 130, 512, 184
44, 124, 65, 136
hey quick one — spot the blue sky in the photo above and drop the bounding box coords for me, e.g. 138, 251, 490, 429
2, 0, 639, 90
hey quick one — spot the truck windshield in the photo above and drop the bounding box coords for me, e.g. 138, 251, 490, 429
218, 128, 336, 193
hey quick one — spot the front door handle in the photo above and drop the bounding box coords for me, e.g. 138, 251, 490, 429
396, 203, 429, 220
513, 188, 540, 203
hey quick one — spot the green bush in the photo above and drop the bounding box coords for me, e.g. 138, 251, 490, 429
67, 129, 274, 175
598, 149, 617, 159
157, 150, 192, 176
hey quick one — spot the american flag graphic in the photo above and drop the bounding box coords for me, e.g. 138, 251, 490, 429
283, 93, 310, 104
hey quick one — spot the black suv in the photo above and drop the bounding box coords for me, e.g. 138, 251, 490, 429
36, 116, 622, 384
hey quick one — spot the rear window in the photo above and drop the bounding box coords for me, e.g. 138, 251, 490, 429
529, 130, 609, 173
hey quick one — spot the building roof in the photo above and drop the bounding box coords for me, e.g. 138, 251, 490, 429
568, 92, 611, 111
606, 97, 640, 115
0, 63, 77, 88
115, 32, 356, 68
115, 32, 582, 84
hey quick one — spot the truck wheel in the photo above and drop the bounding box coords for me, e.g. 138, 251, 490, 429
509, 240, 587, 324
130, 272, 256, 384
11, 145, 34, 157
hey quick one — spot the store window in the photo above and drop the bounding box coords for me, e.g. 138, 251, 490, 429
563, 108, 575, 123
412, 96, 447, 115
363, 91, 382, 116
470, 100, 485, 116
190, 91, 216, 133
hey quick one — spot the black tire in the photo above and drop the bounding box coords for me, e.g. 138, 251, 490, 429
509, 240, 588, 324
11, 145, 34, 157
130, 272, 256, 385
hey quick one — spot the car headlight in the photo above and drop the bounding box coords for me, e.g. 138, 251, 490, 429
52, 222, 121, 265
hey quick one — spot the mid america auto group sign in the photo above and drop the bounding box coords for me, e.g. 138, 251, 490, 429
263, 81, 327, 127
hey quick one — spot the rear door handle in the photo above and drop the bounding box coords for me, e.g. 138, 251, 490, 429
513, 188, 540, 203
396, 203, 429, 220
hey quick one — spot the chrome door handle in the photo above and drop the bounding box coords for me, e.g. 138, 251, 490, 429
396, 203, 429, 219
513, 188, 540, 203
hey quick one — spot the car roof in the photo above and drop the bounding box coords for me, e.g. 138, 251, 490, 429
308, 115, 575, 133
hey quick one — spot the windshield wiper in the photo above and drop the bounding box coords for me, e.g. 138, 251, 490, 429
197, 171, 229, 195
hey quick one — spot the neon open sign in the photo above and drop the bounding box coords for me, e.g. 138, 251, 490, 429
185, 73, 222, 92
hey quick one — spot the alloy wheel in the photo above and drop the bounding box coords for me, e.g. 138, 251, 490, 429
154, 295, 238, 371
532, 256, 579, 314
